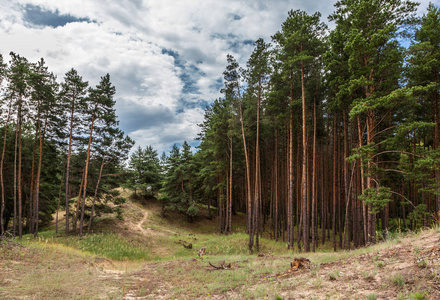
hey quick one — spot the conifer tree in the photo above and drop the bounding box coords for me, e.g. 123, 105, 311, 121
127, 145, 161, 195
332, 0, 418, 244
244, 38, 271, 251
79, 74, 116, 236
7, 52, 31, 238
59, 68, 88, 234
88, 129, 133, 233
0, 54, 9, 234
274, 9, 327, 252
407, 3, 440, 223
27, 58, 59, 236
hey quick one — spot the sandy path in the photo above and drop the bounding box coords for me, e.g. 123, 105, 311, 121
136, 210, 149, 235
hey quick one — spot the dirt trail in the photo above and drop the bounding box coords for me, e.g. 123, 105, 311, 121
136, 210, 149, 236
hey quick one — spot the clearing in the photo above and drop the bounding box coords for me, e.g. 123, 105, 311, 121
0, 191, 439, 299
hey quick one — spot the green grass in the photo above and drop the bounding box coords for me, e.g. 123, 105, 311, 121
391, 273, 405, 287
374, 260, 385, 268
22, 231, 152, 261
366, 293, 377, 300
171, 232, 288, 257
328, 270, 340, 281
410, 292, 427, 300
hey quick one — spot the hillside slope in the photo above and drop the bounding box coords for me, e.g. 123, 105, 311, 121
0, 193, 439, 299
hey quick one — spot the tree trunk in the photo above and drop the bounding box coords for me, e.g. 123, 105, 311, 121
254, 74, 262, 252
288, 73, 294, 250
366, 110, 376, 244
301, 59, 309, 252
18, 98, 23, 238
29, 128, 38, 234
332, 115, 337, 251
56, 169, 65, 235
343, 111, 350, 249
29, 100, 43, 234
80, 109, 97, 236
357, 115, 367, 246
274, 130, 279, 241
434, 73, 440, 223
0, 98, 13, 234
33, 116, 47, 237
73, 168, 85, 233
13, 118, 18, 237
240, 100, 253, 253
65, 102, 75, 235
311, 92, 317, 252
88, 156, 106, 234
229, 134, 233, 234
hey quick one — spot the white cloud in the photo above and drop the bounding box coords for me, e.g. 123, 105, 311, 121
1, 0, 438, 154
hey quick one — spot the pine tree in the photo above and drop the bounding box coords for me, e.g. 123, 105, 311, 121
27, 58, 59, 236
407, 3, 440, 223
0, 54, 9, 235
88, 129, 133, 233
332, 0, 418, 244
128, 145, 161, 195
79, 74, 116, 236
7, 52, 31, 238
274, 9, 327, 252
244, 38, 272, 251
59, 68, 88, 235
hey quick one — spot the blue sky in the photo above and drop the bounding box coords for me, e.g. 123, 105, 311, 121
0, 0, 437, 154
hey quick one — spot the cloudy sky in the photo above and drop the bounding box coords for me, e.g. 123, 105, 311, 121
0, 0, 436, 154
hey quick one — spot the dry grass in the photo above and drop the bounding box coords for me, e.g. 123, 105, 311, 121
2, 192, 439, 299
0, 241, 124, 299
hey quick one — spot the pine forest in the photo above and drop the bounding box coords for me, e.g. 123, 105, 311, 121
1, 0, 440, 254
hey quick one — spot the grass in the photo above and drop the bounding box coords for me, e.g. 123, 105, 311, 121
31, 223, 289, 263
417, 260, 427, 268
361, 270, 377, 281
366, 294, 377, 300
391, 273, 405, 287
410, 292, 427, 300
328, 270, 340, 281
0, 240, 121, 299
374, 260, 385, 268
4, 226, 439, 299
22, 231, 152, 261
4, 194, 439, 299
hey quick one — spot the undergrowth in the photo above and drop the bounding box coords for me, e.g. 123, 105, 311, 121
21, 231, 152, 261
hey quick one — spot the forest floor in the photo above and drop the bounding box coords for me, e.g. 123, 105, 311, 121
0, 191, 439, 299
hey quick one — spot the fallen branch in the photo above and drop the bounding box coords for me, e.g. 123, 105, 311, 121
266, 257, 311, 280
208, 260, 232, 270
174, 240, 192, 249
198, 247, 206, 257
290, 257, 311, 271
0, 231, 24, 249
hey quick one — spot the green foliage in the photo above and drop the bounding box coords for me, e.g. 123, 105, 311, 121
409, 292, 427, 300
366, 294, 377, 300
160, 142, 199, 219
0, 52, 133, 236
346, 143, 375, 164
127, 145, 161, 195
328, 270, 340, 281
359, 187, 392, 214
408, 204, 431, 226
374, 260, 385, 269
28, 232, 151, 260
113, 196, 126, 205
390, 273, 405, 287
187, 204, 200, 218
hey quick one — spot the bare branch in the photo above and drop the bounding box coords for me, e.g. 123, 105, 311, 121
372, 150, 425, 159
